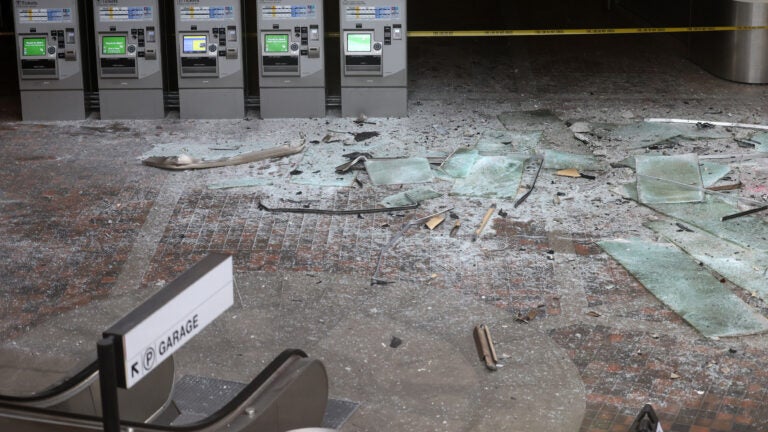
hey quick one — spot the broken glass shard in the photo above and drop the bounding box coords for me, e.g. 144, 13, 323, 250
381, 188, 442, 208
751, 132, 768, 153
440, 148, 479, 178
365, 158, 434, 186
636, 154, 704, 204
476, 129, 541, 155
647, 220, 768, 302
542, 149, 604, 171
699, 162, 731, 188
451, 155, 529, 199
599, 239, 768, 338
610, 123, 732, 149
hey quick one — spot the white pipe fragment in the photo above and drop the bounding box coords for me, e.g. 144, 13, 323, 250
645, 118, 768, 131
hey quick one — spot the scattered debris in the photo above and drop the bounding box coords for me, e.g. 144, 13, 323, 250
142, 143, 305, 170
675, 223, 694, 232
353, 131, 380, 142
473, 324, 499, 371
449, 220, 461, 238
514, 156, 544, 208
670, 372, 681, 379
515, 309, 538, 323
555, 168, 595, 180
258, 200, 418, 215
389, 337, 403, 348
707, 182, 742, 192
381, 188, 442, 208
425, 214, 446, 230
365, 158, 434, 186
586, 311, 601, 318
433, 125, 449, 135
473, 203, 497, 242
498, 209, 508, 218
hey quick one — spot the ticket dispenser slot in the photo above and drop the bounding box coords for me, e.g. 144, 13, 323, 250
256, 0, 326, 118
179, 32, 218, 76
93, 0, 164, 119
343, 30, 382, 76
174, 0, 245, 119
13, 0, 86, 120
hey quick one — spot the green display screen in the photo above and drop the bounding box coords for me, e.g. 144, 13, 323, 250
22, 37, 47, 57
264, 34, 289, 53
347, 33, 371, 52
102, 36, 127, 55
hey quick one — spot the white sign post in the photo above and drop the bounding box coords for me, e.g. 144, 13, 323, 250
104, 253, 234, 389
97, 253, 234, 432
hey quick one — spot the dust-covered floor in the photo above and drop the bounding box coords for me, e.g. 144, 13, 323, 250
1, 34, 768, 432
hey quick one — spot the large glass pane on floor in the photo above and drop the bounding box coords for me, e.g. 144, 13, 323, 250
599, 239, 768, 338
365, 158, 434, 186
440, 148, 480, 178
646, 220, 768, 302
451, 155, 529, 199
636, 154, 704, 204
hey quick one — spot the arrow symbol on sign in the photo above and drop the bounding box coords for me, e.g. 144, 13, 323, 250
131, 362, 139, 377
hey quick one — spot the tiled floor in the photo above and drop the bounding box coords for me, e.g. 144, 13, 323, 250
1, 30, 768, 431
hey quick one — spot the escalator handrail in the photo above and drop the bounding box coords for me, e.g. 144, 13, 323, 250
0, 360, 99, 404
0, 349, 310, 430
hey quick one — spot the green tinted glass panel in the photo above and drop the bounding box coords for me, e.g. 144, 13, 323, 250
102, 36, 126, 55
23, 38, 46, 56
264, 34, 289, 53
347, 33, 371, 52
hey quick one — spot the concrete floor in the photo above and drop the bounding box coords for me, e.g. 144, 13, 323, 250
1, 33, 768, 432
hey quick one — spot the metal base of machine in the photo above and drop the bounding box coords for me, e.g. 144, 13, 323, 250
259, 87, 326, 119
691, 0, 768, 84
20, 90, 86, 121
179, 88, 245, 119
341, 87, 407, 118
99, 89, 165, 120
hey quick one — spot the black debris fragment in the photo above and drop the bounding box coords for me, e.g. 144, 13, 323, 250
390, 337, 403, 348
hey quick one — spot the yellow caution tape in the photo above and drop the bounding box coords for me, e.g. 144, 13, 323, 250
408, 26, 768, 37
322, 26, 768, 39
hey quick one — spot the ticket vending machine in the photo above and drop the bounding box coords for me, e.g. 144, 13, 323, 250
339, 0, 407, 118
174, 0, 245, 119
13, 0, 86, 120
93, 0, 164, 119
256, 0, 325, 118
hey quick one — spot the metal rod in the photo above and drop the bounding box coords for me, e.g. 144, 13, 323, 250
97, 336, 121, 432
721, 205, 768, 222
258, 200, 418, 215
514, 157, 544, 208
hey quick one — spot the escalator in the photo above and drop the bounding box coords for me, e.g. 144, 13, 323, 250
0, 349, 330, 431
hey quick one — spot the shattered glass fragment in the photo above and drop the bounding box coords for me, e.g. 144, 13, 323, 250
599, 239, 768, 338
381, 188, 443, 208
365, 158, 434, 186
451, 155, 529, 199
440, 148, 480, 178
636, 154, 704, 204
542, 149, 604, 171
476, 130, 541, 155
647, 221, 768, 302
